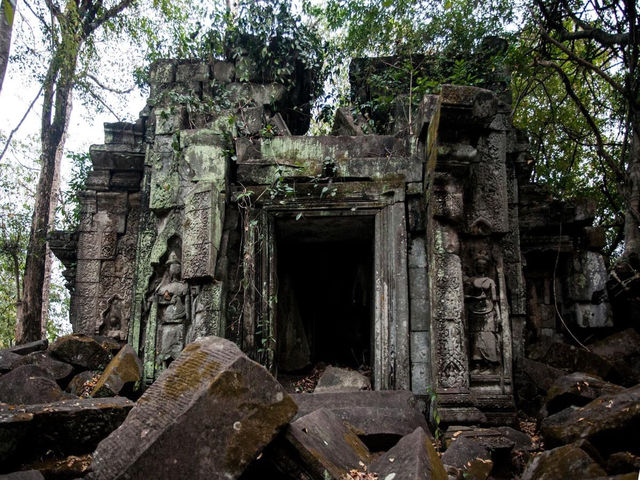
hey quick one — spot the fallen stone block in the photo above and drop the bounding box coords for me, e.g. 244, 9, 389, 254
49, 335, 111, 370
520, 444, 606, 480
282, 408, 372, 479
0, 471, 45, 479
0, 351, 21, 373
541, 384, 640, 453
528, 341, 612, 380
589, 329, 640, 386
369, 427, 447, 480
607, 451, 640, 475
542, 372, 624, 416
0, 365, 74, 405
314, 366, 371, 393
0, 397, 133, 473
442, 436, 493, 479
291, 390, 429, 449
88, 336, 296, 480
91, 344, 142, 398
14, 352, 74, 384
7, 339, 48, 356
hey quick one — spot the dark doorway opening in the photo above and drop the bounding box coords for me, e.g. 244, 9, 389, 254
275, 216, 374, 375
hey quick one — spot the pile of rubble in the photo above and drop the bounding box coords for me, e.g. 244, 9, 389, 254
1, 332, 639, 479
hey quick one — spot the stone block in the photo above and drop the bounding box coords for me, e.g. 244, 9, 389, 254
0, 365, 73, 405
0, 350, 21, 373
567, 250, 607, 302
411, 362, 430, 395
370, 427, 447, 480
409, 237, 427, 268
96, 192, 128, 215
543, 372, 624, 417
0, 397, 133, 471
49, 335, 112, 370
88, 337, 296, 480
85, 170, 110, 190
109, 171, 142, 190
212, 61, 235, 83
574, 302, 612, 328
520, 444, 606, 480
291, 391, 429, 439
183, 144, 227, 184
0, 470, 45, 479
76, 260, 101, 283
14, 351, 74, 383
314, 366, 371, 393
409, 267, 428, 300
149, 60, 176, 85
154, 106, 185, 135
176, 62, 210, 83
283, 408, 372, 479
411, 330, 430, 364
411, 294, 430, 331
6, 339, 48, 356
91, 344, 143, 398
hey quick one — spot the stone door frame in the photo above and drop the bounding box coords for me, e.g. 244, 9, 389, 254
240, 181, 410, 390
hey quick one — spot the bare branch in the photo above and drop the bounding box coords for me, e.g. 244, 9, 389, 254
85, 73, 135, 94
537, 26, 626, 97
0, 85, 43, 162
87, 0, 134, 33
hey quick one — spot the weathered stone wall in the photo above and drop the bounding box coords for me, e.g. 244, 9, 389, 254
50, 53, 611, 425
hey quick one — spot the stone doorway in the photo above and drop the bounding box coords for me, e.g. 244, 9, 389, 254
275, 216, 375, 374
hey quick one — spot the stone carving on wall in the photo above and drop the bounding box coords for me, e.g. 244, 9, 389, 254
154, 250, 190, 368
100, 294, 124, 339
438, 319, 468, 388
464, 248, 502, 375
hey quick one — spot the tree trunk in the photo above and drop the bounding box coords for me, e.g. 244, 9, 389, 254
16, 43, 76, 344
0, 0, 15, 93
623, 112, 640, 258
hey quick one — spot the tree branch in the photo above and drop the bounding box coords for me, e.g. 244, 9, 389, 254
0, 86, 43, 162
536, 59, 625, 182
537, 26, 626, 97
87, 0, 133, 33
85, 73, 134, 94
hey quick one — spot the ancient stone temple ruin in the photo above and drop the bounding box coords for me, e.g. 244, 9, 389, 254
50, 54, 611, 425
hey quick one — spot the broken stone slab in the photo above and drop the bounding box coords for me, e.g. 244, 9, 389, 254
88, 336, 297, 480
0, 365, 74, 405
0, 397, 133, 471
283, 408, 372, 479
314, 366, 371, 393
606, 451, 640, 475
441, 436, 493, 479
528, 341, 612, 379
331, 107, 364, 136
14, 351, 75, 384
7, 339, 48, 356
520, 444, 606, 480
49, 335, 112, 370
0, 351, 21, 373
541, 384, 640, 452
589, 329, 640, 386
542, 372, 624, 416
291, 391, 430, 442
91, 344, 142, 398
0, 471, 45, 479
443, 426, 516, 452
369, 427, 447, 480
